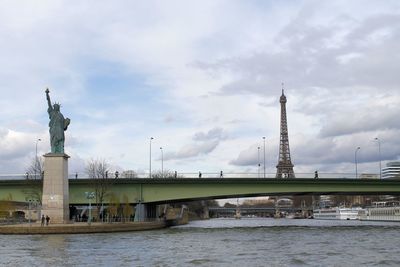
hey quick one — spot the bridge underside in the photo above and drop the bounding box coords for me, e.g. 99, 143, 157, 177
1, 178, 400, 204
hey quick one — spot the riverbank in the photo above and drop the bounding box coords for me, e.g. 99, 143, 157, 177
0, 221, 167, 234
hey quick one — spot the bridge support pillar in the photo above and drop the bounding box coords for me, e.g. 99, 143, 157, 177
41, 153, 70, 224
201, 201, 209, 219
134, 203, 147, 222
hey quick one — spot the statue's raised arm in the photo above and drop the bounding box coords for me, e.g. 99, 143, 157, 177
45, 88, 52, 110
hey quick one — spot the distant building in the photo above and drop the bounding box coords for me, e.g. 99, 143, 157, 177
275, 198, 293, 207
122, 170, 138, 178
359, 173, 379, 179
382, 162, 400, 179
318, 195, 334, 208
242, 198, 274, 207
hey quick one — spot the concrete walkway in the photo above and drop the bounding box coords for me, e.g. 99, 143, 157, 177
0, 221, 167, 234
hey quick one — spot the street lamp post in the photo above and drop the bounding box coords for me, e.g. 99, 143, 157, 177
28, 199, 32, 226
35, 138, 41, 179
160, 147, 163, 178
262, 137, 266, 178
355, 147, 361, 179
149, 137, 154, 178
85, 192, 95, 225
257, 146, 261, 178
374, 137, 382, 180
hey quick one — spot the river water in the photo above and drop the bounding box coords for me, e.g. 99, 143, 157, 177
1, 218, 400, 266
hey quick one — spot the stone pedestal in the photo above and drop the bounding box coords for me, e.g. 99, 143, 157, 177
41, 153, 70, 224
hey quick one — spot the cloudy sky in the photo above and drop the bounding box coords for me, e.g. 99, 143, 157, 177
0, 0, 399, 177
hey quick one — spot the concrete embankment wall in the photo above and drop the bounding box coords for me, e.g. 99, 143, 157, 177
0, 221, 166, 235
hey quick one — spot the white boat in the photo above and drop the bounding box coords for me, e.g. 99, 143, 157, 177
313, 207, 364, 220
359, 201, 400, 222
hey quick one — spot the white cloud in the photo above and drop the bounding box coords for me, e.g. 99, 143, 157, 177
193, 127, 226, 141
230, 144, 262, 167
163, 128, 226, 161
164, 140, 219, 160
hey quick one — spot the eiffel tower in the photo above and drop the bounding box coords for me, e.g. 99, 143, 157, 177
276, 85, 295, 178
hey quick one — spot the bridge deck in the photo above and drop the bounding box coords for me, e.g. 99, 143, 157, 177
0, 178, 399, 204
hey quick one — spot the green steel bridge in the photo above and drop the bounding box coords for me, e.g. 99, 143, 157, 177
1, 178, 399, 204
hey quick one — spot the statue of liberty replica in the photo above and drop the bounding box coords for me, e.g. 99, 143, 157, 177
42, 88, 71, 223
45, 88, 70, 153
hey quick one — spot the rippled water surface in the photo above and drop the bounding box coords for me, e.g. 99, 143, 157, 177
1, 218, 400, 266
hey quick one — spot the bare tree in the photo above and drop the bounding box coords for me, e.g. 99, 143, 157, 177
122, 194, 133, 222
23, 157, 44, 204
86, 158, 115, 220
0, 193, 15, 219
152, 169, 183, 178
26, 156, 44, 179
108, 192, 120, 222
122, 170, 138, 178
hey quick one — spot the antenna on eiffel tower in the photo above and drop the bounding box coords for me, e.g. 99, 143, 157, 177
276, 83, 295, 178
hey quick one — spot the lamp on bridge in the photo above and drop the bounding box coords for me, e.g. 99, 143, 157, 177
262, 137, 266, 178
160, 147, 163, 178
35, 138, 41, 179
257, 146, 261, 178
149, 137, 154, 178
374, 138, 382, 180
355, 147, 361, 179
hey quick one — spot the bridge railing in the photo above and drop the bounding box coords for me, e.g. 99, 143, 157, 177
0, 174, 42, 180
0, 172, 373, 180
174, 172, 361, 179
